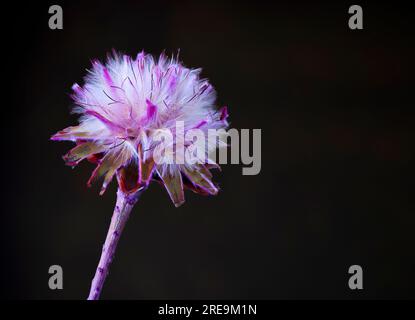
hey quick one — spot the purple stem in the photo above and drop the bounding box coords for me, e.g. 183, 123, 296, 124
87, 188, 143, 300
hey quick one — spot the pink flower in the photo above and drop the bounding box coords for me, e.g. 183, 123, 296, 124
52, 51, 229, 207
52, 51, 230, 299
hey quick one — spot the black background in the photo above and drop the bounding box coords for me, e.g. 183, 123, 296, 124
2, 0, 414, 299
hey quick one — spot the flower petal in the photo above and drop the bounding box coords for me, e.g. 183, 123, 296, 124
139, 159, 155, 186
137, 143, 156, 186
182, 174, 210, 196
51, 125, 93, 141
117, 160, 140, 194
157, 168, 185, 207
87, 146, 133, 195
182, 165, 218, 195
219, 106, 228, 121
51, 119, 108, 141
144, 99, 157, 124
63, 142, 107, 167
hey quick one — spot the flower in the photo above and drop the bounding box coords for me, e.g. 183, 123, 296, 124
51, 51, 229, 207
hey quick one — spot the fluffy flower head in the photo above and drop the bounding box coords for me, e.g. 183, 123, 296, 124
52, 51, 229, 206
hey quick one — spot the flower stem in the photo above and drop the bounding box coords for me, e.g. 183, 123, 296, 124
87, 188, 142, 300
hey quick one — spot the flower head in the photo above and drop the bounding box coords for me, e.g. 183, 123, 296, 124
52, 51, 229, 207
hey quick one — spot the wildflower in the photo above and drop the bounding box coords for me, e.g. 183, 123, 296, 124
51, 51, 229, 299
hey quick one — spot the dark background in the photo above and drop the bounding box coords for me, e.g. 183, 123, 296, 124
2, 0, 414, 299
